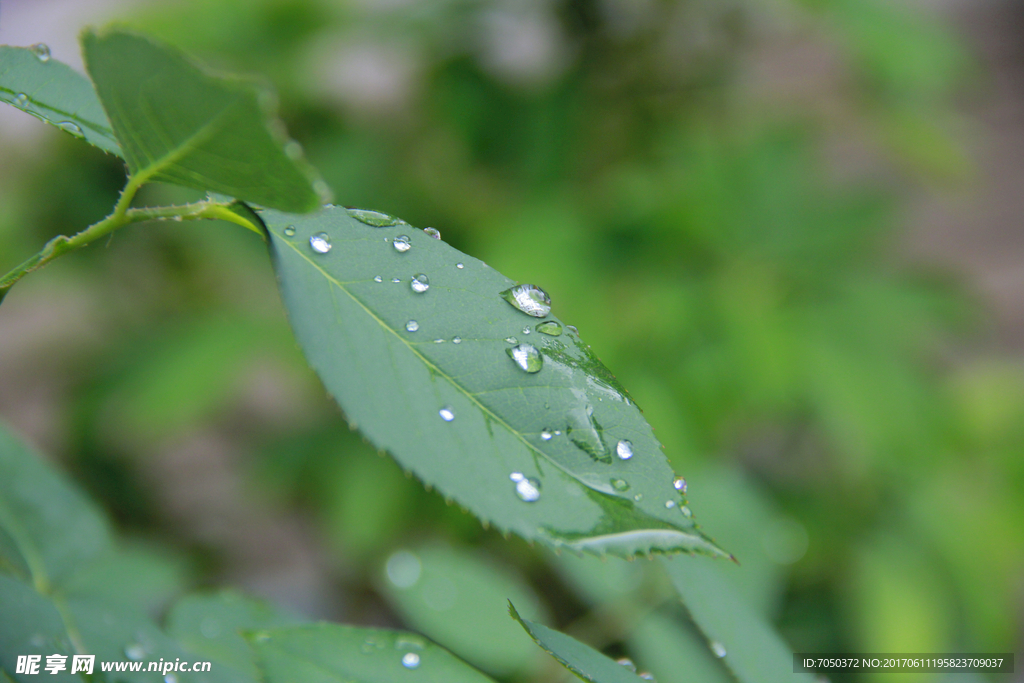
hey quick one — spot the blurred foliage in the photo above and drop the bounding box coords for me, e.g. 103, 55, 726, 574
0, 0, 1019, 682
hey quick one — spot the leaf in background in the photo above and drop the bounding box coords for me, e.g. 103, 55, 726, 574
0, 46, 123, 157
81, 29, 324, 212
378, 544, 545, 676
660, 556, 814, 683
626, 612, 731, 683
509, 602, 644, 683
0, 576, 80, 683
262, 207, 728, 560
58, 543, 188, 617
247, 624, 496, 683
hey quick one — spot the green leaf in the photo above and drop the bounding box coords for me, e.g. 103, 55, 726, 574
261, 207, 728, 560
626, 612, 731, 683
0, 46, 123, 157
81, 29, 323, 212
377, 544, 545, 676
0, 576, 80, 683
508, 602, 644, 683
247, 624, 496, 683
660, 556, 814, 683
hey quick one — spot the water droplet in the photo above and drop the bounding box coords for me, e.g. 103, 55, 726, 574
617, 658, 637, 672
456, 262, 464, 269
434, 338, 445, 344
393, 235, 411, 252
405, 320, 419, 332
410, 273, 430, 293
452, 337, 462, 344
360, 639, 376, 654
439, 406, 455, 421
30, 44, 51, 62
14, 93, 28, 107
611, 478, 630, 492
284, 140, 303, 160
386, 549, 421, 588
396, 635, 426, 651
536, 321, 563, 336
509, 472, 541, 502
639, 673, 655, 680
633, 493, 643, 502
710, 641, 727, 658
540, 429, 553, 441
165, 675, 178, 683
284, 225, 296, 237
56, 121, 83, 138
566, 324, 579, 335
665, 500, 676, 509
616, 439, 634, 460
124, 644, 145, 661
504, 336, 518, 344
567, 400, 608, 461
324, 203, 337, 209
310, 232, 332, 253
392, 277, 402, 283
374, 276, 383, 283
507, 343, 543, 373
423, 227, 441, 239
522, 327, 531, 335
680, 505, 692, 518
401, 652, 421, 669
499, 284, 552, 317
348, 208, 401, 227
673, 476, 687, 493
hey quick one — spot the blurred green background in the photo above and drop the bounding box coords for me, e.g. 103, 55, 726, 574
0, 0, 1021, 681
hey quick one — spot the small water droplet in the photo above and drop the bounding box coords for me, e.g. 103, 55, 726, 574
611, 478, 630, 492
348, 208, 401, 227
456, 262, 464, 269
710, 641, 727, 658
124, 644, 145, 661
392, 277, 402, 283
165, 675, 178, 683
324, 203, 337, 209
30, 43, 51, 62
360, 639, 376, 654
374, 276, 383, 282
434, 338, 445, 344
284, 140, 303, 159
310, 232, 332, 253
505, 336, 518, 344
566, 324, 579, 335
499, 284, 552, 317
616, 439, 634, 460
673, 476, 687, 493
680, 505, 692, 518
405, 320, 419, 332
507, 343, 543, 373
396, 635, 426, 651
57, 121, 83, 138
540, 429, 553, 441
509, 472, 541, 502
284, 225, 296, 236
14, 93, 29, 107
522, 327, 531, 335
423, 227, 441, 239
386, 549, 422, 588
617, 658, 637, 672
665, 500, 676, 509
439, 406, 455, 421
410, 273, 430, 293
452, 337, 462, 344
393, 235, 411, 252
639, 673, 655, 680
536, 321, 562, 336
252, 631, 271, 642
401, 652, 421, 669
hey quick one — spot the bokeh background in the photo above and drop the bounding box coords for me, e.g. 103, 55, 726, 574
1, 0, 1022, 681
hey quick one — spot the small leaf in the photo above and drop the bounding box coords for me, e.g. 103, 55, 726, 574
0, 46, 123, 157
247, 624, 496, 683
509, 602, 644, 683
82, 29, 323, 212
262, 208, 728, 560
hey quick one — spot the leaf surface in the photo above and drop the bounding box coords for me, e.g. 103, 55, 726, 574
0, 46, 122, 156
81, 29, 323, 212
262, 207, 728, 559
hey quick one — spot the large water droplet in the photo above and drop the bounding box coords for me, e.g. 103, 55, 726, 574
284, 225, 296, 237
540, 429, 553, 441
673, 477, 687, 493
348, 208, 401, 227
536, 321, 562, 336
509, 472, 541, 502
124, 644, 145, 661
616, 439, 634, 460
14, 93, 29, 107
393, 235, 411, 252
710, 641, 727, 658
386, 549, 421, 588
439, 406, 455, 421
410, 273, 430, 293
310, 232, 332, 253
30, 44, 51, 62
423, 227, 441, 239
405, 320, 419, 332
507, 343, 543, 373
499, 284, 552, 317
57, 121, 83, 138
611, 478, 630, 492
401, 652, 421, 669
452, 337, 462, 344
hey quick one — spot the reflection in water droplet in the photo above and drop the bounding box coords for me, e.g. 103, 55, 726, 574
540, 429, 553, 441
509, 472, 541, 502
504, 337, 518, 344
456, 262, 464, 269
393, 235, 411, 252
710, 641, 727, 658
374, 276, 383, 283
401, 652, 420, 669
283, 225, 296, 236
348, 208, 401, 227
567, 399, 608, 462
14, 93, 29, 107
386, 549, 422, 588
611, 478, 630, 492
617, 658, 637, 672
536, 321, 562, 336
439, 406, 455, 421
665, 500, 676, 509
30, 43, 51, 62
405, 320, 419, 332
616, 440, 634, 460
410, 273, 430, 293
57, 121, 83, 138
507, 343, 543, 373
673, 476, 687, 493
424, 227, 441, 239
566, 325, 579, 335
680, 505, 692, 518
124, 644, 145, 661
499, 284, 552, 317
452, 337, 462, 344
310, 232, 332, 253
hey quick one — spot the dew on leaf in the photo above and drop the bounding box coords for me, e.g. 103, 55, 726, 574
566, 324, 579, 335
617, 658, 637, 672
401, 653, 421, 669
499, 284, 551, 317
456, 262, 464, 269
507, 343, 543, 373
392, 277, 402, 283
680, 505, 692, 518
509, 472, 541, 502
405, 320, 419, 332
566, 400, 608, 462
348, 208, 401, 227
522, 327, 531, 335
665, 500, 676, 509
410, 273, 430, 293
309, 232, 332, 253
673, 476, 687, 493
710, 641, 727, 658
424, 227, 441, 239
540, 429, 553, 441
374, 276, 383, 283
611, 478, 630, 492
536, 321, 562, 336
30, 43, 51, 62
439, 406, 455, 421
14, 93, 29, 107
616, 439, 634, 460
57, 121, 83, 138
452, 336, 462, 344
393, 235, 411, 252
